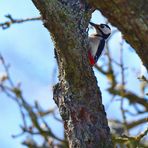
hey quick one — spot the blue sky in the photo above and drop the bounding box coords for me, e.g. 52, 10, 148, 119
0, 0, 147, 147
0, 1, 59, 147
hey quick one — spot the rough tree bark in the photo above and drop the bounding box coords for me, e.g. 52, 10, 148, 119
87, 0, 148, 70
32, 0, 112, 148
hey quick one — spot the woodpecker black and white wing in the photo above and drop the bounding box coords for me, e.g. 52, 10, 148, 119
88, 35, 102, 57
94, 39, 105, 63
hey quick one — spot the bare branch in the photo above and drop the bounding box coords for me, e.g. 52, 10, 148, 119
0, 14, 41, 29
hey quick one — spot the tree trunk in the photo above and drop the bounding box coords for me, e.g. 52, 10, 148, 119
87, 0, 148, 70
32, 0, 113, 147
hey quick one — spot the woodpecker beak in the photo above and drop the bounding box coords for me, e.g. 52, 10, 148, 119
89, 22, 100, 29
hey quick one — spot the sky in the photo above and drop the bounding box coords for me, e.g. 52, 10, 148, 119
0, 0, 58, 147
0, 0, 147, 148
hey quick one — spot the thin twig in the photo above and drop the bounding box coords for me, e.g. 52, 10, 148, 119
0, 15, 41, 29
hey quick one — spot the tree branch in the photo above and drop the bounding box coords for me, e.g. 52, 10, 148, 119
0, 14, 41, 29
87, 0, 148, 70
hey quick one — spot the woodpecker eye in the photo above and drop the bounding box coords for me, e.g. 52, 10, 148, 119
100, 24, 105, 28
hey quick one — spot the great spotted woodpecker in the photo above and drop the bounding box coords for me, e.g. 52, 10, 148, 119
88, 22, 111, 66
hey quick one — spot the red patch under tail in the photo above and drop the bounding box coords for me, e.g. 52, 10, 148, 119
88, 51, 95, 66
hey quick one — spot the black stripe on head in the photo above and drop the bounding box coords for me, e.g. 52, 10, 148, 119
100, 24, 111, 30
98, 24, 111, 39
98, 28, 110, 39
102, 33, 110, 39
104, 24, 111, 30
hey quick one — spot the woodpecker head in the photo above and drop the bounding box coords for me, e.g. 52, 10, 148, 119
89, 22, 111, 39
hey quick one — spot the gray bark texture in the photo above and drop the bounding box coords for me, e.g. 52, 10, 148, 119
87, 0, 148, 70
32, 0, 113, 148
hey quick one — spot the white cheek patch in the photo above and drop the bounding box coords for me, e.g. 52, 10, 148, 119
102, 27, 111, 35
